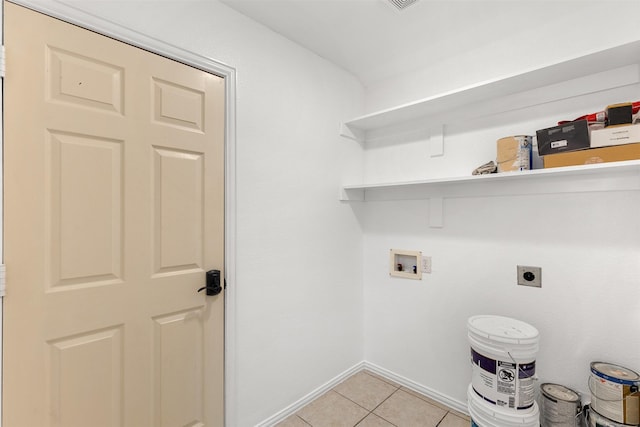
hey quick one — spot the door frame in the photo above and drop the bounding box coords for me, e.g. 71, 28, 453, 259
1, 1, 238, 425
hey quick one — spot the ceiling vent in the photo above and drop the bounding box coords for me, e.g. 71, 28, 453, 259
387, 0, 419, 11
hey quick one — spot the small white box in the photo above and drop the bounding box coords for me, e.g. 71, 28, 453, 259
590, 124, 640, 148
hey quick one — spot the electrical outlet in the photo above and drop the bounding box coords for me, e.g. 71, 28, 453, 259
421, 256, 432, 274
517, 265, 541, 288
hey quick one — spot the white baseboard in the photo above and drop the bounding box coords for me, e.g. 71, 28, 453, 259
254, 361, 367, 427
363, 361, 468, 415
255, 360, 468, 426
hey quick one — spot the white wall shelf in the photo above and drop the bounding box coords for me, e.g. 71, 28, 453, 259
342, 161, 640, 228
340, 41, 640, 143
340, 161, 640, 202
341, 161, 640, 226
339, 41, 640, 227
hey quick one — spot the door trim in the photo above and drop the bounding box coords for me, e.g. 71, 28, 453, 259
3, 1, 238, 425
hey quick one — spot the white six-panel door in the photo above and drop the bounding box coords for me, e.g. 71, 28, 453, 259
3, 2, 225, 425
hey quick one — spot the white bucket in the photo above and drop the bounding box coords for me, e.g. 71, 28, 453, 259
469, 384, 540, 427
468, 315, 539, 410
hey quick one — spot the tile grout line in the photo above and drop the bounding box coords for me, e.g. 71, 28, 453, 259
359, 371, 402, 427
356, 411, 400, 427
295, 414, 313, 426
360, 372, 458, 427
331, 372, 403, 426
362, 370, 403, 389
289, 370, 469, 427
399, 385, 470, 419
331, 388, 375, 413
332, 377, 402, 427
434, 410, 449, 427
327, 391, 397, 427
366, 387, 402, 427
364, 370, 458, 414
372, 387, 460, 427
322, 389, 380, 427
352, 411, 369, 427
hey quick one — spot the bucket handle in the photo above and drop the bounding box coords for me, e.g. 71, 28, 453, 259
571, 405, 584, 422
588, 375, 639, 403
507, 351, 537, 381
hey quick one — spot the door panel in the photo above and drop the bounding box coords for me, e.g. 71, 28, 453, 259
3, 2, 225, 426
48, 326, 124, 427
48, 46, 125, 114
152, 78, 205, 131
49, 130, 123, 288
153, 147, 204, 275
153, 309, 205, 426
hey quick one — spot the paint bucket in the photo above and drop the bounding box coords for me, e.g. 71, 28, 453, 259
468, 384, 540, 427
468, 315, 539, 410
539, 383, 582, 427
496, 135, 533, 172
589, 362, 640, 425
586, 405, 631, 427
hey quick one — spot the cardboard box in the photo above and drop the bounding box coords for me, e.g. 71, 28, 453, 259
543, 143, 640, 168
536, 120, 590, 156
590, 124, 640, 148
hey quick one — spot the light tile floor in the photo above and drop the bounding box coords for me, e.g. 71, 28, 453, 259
275, 370, 470, 427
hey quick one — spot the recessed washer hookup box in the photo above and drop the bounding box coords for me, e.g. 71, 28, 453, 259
536, 120, 590, 156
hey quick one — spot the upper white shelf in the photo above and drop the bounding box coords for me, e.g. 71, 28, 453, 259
340, 160, 640, 202
341, 41, 640, 142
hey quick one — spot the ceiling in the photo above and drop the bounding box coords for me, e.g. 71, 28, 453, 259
218, 0, 563, 86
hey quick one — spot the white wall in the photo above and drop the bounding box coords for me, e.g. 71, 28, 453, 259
365, 2, 640, 113
46, 1, 366, 425
360, 1, 640, 409
6, 1, 640, 424
362, 191, 640, 404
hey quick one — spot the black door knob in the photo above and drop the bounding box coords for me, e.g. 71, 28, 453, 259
197, 269, 222, 296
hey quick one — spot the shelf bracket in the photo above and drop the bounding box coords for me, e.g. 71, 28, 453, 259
429, 125, 444, 157
340, 122, 365, 143
339, 187, 365, 202
429, 197, 443, 228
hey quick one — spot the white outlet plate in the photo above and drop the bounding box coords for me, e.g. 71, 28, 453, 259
421, 256, 432, 274
517, 265, 541, 288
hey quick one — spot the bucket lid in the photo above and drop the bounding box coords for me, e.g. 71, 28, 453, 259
468, 315, 539, 345
590, 362, 640, 385
541, 383, 581, 403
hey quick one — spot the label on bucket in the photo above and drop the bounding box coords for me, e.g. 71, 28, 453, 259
471, 348, 535, 409
590, 372, 640, 425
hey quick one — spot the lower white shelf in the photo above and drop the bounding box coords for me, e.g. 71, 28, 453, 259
340, 160, 640, 202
